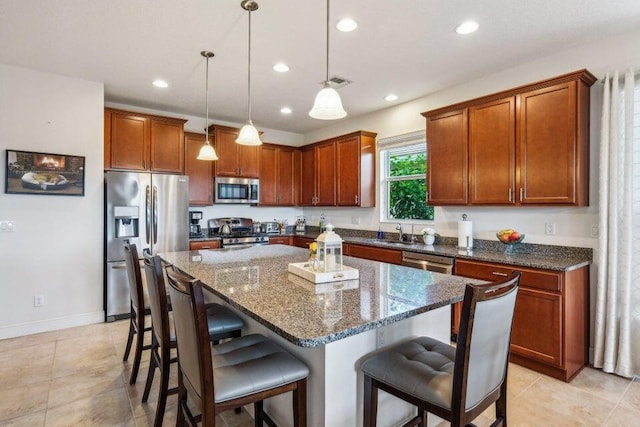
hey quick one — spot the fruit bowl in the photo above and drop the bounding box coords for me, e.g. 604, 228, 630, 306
496, 229, 524, 254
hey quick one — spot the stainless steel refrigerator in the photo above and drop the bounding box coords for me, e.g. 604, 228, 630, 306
104, 171, 189, 321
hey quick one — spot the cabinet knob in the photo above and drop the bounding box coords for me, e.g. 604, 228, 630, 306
355, 195, 359, 204
508, 188, 513, 202
520, 187, 524, 202
492, 272, 508, 277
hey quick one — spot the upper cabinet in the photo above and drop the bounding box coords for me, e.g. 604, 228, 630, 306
336, 131, 377, 207
422, 69, 596, 207
259, 144, 296, 206
184, 132, 214, 206
300, 130, 377, 207
210, 125, 259, 178
104, 108, 186, 173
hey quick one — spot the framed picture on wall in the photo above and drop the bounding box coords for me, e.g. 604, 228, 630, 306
5, 149, 85, 196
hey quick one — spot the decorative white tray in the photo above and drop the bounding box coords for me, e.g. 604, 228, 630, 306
287, 262, 359, 283
287, 273, 359, 293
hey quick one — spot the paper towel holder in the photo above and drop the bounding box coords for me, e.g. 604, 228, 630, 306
458, 213, 474, 250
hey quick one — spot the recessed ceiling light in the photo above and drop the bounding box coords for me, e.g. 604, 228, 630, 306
336, 18, 358, 32
280, 107, 292, 114
273, 63, 290, 72
152, 79, 168, 88
384, 94, 398, 102
455, 21, 479, 35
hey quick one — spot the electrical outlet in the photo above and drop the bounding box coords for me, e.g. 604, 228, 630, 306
0, 220, 15, 232
34, 295, 44, 307
351, 216, 360, 225
545, 223, 557, 235
591, 224, 599, 237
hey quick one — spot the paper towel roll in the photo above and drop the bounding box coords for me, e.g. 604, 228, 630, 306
458, 221, 473, 249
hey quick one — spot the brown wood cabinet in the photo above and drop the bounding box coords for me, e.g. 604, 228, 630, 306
268, 236, 291, 245
210, 125, 259, 178
260, 144, 296, 206
104, 108, 186, 173
189, 240, 221, 250
299, 140, 336, 206
422, 70, 596, 207
184, 133, 214, 206
344, 244, 402, 265
291, 236, 315, 249
425, 109, 468, 205
454, 258, 588, 381
336, 131, 377, 207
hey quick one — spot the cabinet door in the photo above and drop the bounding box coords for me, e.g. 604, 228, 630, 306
185, 133, 213, 206
269, 236, 291, 245
336, 135, 360, 206
189, 240, 220, 250
238, 144, 259, 177
518, 81, 577, 204
259, 145, 278, 205
214, 127, 240, 176
300, 147, 316, 206
292, 236, 315, 248
110, 112, 148, 170
469, 97, 515, 204
315, 141, 336, 206
510, 288, 562, 367
150, 119, 184, 173
426, 109, 468, 205
347, 244, 401, 264
277, 148, 296, 206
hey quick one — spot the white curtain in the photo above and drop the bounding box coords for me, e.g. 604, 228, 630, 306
593, 69, 640, 378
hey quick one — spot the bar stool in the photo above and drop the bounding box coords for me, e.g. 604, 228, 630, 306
361, 272, 520, 427
165, 266, 309, 427
141, 255, 245, 427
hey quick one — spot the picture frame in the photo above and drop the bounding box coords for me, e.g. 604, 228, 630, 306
5, 149, 85, 196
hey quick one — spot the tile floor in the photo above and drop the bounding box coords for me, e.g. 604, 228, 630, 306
0, 320, 637, 426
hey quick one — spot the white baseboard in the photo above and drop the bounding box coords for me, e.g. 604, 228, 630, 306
0, 311, 105, 340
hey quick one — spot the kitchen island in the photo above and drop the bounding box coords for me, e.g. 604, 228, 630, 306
161, 244, 485, 426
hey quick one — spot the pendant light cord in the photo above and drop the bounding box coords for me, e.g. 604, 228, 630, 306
325, 0, 330, 83
205, 55, 210, 142
247, 8, 252, 123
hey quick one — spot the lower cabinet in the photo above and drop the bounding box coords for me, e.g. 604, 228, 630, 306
291, 236, 315, 249
189, 240, 220, 250
454, 258, 588, 382
344, 244, 402, 265
268, 236, 291, 245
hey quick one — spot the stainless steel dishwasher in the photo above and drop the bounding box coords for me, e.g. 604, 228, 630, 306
401, 251, 454, 274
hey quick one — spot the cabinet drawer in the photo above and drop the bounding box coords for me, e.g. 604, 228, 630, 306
454, 259, 561, 292
347, 244, 402, 265
292, 236, 315, 249
189, 240, 220, 250
269, 236, 291, 245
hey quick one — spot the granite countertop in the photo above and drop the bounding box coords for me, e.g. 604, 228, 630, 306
160, 245, 484, 348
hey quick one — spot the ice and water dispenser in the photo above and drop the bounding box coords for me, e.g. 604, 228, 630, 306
114, 206, 139, 238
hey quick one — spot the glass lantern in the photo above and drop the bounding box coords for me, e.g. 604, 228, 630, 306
317, 223, 343, 273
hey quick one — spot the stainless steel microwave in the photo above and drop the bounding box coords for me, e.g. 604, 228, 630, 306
214, 177, 259, 204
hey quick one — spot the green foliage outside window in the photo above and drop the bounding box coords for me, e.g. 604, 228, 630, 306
388, 152, 434, 220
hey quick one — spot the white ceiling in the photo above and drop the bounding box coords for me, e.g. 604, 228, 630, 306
1, 0, 639, 134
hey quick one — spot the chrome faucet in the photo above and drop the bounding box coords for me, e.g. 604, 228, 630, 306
395, 223, 404, 241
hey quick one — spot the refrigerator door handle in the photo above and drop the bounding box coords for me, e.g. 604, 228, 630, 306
153, 185, 158, 245
145, 185, 151, 245
111, 262, 127, 270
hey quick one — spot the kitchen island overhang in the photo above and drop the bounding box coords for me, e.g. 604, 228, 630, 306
160, 245, 485, 426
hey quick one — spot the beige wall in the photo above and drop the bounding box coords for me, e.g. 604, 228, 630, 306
0, 64, 104, 338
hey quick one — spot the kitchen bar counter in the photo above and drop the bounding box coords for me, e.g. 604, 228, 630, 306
160, 244, 486, 426
160, 244, 483, 347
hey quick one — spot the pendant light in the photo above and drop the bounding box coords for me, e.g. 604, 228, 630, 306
197, 51, 219, 160
236, 0, 263, 146
309, 0, 347, 120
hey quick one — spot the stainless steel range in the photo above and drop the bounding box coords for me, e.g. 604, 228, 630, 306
207, 217, 269, 247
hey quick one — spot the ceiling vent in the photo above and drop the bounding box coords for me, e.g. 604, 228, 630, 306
322, 75, 352, 89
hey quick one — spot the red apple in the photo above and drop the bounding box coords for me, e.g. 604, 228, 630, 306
509, 231, 520, 241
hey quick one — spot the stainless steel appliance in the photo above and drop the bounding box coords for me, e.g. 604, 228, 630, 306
214, 177, 259, 204
260, 221, 280, 234
401, 251, 454, 274
189, 211, 203, 238
105, 171, 189, 321
208, 217, 269, 247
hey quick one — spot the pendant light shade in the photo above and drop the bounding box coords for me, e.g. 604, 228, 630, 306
197, 51, 219, 161
309, 0, 347, 120
236, 0, 262, 146
310, 82, 347, 120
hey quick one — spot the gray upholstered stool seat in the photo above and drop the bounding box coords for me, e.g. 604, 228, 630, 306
211, 333, 310, 403
205, 303, 245, 337
362, 337, 456, 409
